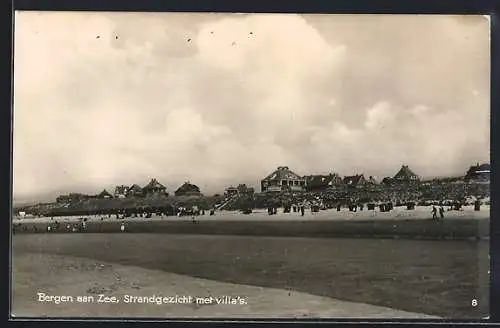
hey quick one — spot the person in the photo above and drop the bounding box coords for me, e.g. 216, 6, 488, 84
47, 225, 51, 232
120, 222, 125, 232
439, 206, 445, 219
432, 205, 438, 220
300, 206, 305, 216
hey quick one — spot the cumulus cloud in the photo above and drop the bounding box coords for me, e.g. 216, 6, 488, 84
13, 12, 490, 202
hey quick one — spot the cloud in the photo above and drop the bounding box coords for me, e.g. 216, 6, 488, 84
13, 12, 490, 201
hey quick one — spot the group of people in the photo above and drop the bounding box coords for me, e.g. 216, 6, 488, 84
431, 205, 446, 220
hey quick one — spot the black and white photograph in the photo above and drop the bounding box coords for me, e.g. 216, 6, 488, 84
11, 12, 490, 319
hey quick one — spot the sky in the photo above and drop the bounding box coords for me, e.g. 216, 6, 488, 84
13, 12, 490, 203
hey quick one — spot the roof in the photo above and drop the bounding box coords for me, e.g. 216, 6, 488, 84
115, 185, 129, 192
305, 174, 342, 189
468, 163, 490, 173
143, 178, 166, 191
465, 163, 490, 181
97, 189, 112, 197
175, 182, 201, 194
343, 174, 366, 186
263, 166, 304, 182
393, 165, 419, 180
129, 184, 143, 191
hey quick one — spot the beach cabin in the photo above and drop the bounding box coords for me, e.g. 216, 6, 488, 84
261, 166, 306, 192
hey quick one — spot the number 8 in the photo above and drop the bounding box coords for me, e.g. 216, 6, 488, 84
472, 299, 478, 307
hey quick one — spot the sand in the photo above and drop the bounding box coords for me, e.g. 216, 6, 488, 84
12, 205, 490, 224
12, 252, 440, 319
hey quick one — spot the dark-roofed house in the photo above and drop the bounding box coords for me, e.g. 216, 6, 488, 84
56, 195, 71, 204
114, 185, 129, 198
366, 175, 379, 190
237, 184, 255, 195
142, 178, 167, 196
175, 182, 202, 197
465, 163, 490, 183
343, 174, 368, 190
261, 166, 306, 192
96, 189, 113, 199
127, 184, 144, 197
225, 186, 239, 197
393, 165, 420, 183
304, 173, 343, 192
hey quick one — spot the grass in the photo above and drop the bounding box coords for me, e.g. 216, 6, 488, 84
13, 233, 489, 318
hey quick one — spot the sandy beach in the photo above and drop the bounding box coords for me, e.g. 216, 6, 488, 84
12, 252, 440, 319
13, 205, 490, 224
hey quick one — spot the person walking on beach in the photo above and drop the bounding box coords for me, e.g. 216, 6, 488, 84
439, 206, 445, 219
432, 205, 438, 220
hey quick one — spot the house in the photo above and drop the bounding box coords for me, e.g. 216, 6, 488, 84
69, 193, 89, 202
465, 163, 490, 183
96, 189, 113, 199
366, 175, 379, 190
393, 165, 420, 183
225, 186, 239, 197
381, 177, 395, 186
142, 178, 168, 196
56, 193, 89, 204
261, 166, 306, 192
56, 195, 71, 204
304, 173, 343, 191
114, 185, 129, 198
127, 184, 144, 197
343, 174, 368, 189
175, 182, 202, 196
237, 184, 254, 195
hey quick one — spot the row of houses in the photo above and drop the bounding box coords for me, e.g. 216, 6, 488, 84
56, 179, 202, 204
258, 163, 490, 193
